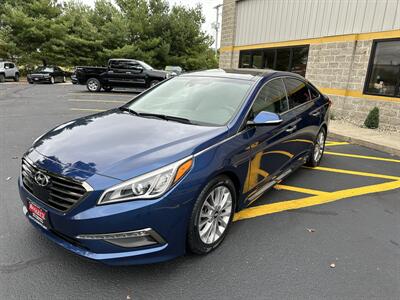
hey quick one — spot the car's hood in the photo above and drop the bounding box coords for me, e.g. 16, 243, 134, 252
31, 109, 227, 181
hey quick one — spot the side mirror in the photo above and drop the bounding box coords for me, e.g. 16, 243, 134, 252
247, 111, 282, 126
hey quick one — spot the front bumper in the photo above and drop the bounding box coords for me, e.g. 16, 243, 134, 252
18, 174, 194, 265
28, 77, 51, 83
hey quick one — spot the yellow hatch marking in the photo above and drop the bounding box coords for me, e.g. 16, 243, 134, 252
303, 166, 400, 181
325, 142, 350, 146
274, 184, 329, 196
234, 180, 400, 221
324, 151, 400, 163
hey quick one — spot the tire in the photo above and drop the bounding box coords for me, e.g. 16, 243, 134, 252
188, 175, 236, 255
103, 86, 113, 92
150, 80, 160, 87
62, 76, 66, 83
86, 78, 101, 92
50, 76, 55, 84
14, 73, 19, 82
0, 74, 5, 83
306, 127, 326, 167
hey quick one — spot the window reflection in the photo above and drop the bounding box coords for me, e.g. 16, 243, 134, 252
365, 40, 400, 98
239, 46, 309, 77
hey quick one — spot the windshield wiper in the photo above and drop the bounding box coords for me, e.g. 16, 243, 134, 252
119, 107, 139, 116
138, 112, 194, 125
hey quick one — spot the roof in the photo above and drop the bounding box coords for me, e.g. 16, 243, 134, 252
182, 68, 302, 81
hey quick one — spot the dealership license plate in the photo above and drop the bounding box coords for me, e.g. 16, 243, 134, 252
28, 201, 48, 229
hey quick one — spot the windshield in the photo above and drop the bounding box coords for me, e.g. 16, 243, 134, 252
34, 66, 53, 73
139, 61, 153, 70
126, 76, 252, 126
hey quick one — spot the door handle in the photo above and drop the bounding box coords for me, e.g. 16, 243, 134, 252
310, 111, 320, 117
285, 125, 297, 133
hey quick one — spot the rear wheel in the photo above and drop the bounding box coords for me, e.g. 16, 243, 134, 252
14, 73, 19, 82
306, 128, 326, 167
188, 175, 236, 254
0, 74, 5, 83
86, 78, 101, 92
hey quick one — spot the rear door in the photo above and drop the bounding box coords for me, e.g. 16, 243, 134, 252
282, 77, 322, 160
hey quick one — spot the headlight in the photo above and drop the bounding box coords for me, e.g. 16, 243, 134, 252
98, 157, 193, 205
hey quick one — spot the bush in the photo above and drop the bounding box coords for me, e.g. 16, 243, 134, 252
364, 107, 379, 129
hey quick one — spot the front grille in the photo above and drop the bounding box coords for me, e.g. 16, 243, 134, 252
21, 158, 89, 211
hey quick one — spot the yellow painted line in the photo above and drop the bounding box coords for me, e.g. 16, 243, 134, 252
274, 184, 329, 196
220, 29, 400, 53
304, 166, 400, 181
264, 150, 294, 158
320, 87, 400, 103
324, 151, 400, 163
68, 99, 126, 104
325, 142, 349, 146
234, 180, 400, 221
283, 139, 313, 144
70, 108, 106, 112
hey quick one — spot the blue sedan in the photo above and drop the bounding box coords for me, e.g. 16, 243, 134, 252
18, 69, 330, 265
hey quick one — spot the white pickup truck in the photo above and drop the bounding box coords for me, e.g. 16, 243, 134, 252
0, 61, 19, 82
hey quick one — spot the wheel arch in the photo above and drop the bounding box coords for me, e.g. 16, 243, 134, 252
211, 170, 242, 212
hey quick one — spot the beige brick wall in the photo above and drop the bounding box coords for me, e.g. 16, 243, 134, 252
219, 0, 237, 69
306, 39, 400, 131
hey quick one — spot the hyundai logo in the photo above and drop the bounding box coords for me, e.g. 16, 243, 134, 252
34, 171, 50, 187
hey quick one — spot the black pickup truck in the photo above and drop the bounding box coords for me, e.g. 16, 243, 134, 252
74, 59, 170, 92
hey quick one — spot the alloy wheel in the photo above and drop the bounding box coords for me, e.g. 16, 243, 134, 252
313, 130, 325, 162
88, 80, 98, 91
198, 185, 233, 245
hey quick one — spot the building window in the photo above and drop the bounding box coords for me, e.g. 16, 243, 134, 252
364, 39, 400, 98
239, 45, 309, 77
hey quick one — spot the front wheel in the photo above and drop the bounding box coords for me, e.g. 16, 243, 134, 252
86, 78, 101, 92
0, 74, 5, 83
50, 76, 55, 84
306, 128, 326, 167
188, 175, 236, 255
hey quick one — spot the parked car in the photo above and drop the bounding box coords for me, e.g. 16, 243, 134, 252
27, 66, 66, 84
75, 59, 169, 92
18, 69, 330, 265
165, 65, 183, 76
0, 61, 19, 82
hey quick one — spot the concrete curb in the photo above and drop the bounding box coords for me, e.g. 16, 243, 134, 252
328, 131, 400, 157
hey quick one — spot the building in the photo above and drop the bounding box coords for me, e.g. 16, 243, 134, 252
219, 0, 400, 130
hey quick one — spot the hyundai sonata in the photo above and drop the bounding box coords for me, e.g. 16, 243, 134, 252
19, 69, 330, 265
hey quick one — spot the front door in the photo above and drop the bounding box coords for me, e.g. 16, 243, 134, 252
243, 78, 298, 202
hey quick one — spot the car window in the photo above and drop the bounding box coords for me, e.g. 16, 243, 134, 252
8, 63, 14, 68
251, 78, 289, 116
127, 76, 252, 126
284, 77, 312, 109
308, 84, 320, 99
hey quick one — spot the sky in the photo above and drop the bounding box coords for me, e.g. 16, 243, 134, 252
74, 0, 223, 48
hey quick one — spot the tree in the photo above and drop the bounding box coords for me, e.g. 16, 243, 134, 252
0, 0, 218, 70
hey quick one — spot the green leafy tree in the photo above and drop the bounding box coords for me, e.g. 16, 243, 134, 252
0, 0, 217, 71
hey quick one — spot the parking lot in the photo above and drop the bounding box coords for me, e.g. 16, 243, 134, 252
1, 82, 400, 299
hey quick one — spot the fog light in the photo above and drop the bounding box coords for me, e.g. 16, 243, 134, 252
76, 228, 165, 248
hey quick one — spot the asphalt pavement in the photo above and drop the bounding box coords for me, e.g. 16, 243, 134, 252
1, 82, 400, 299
